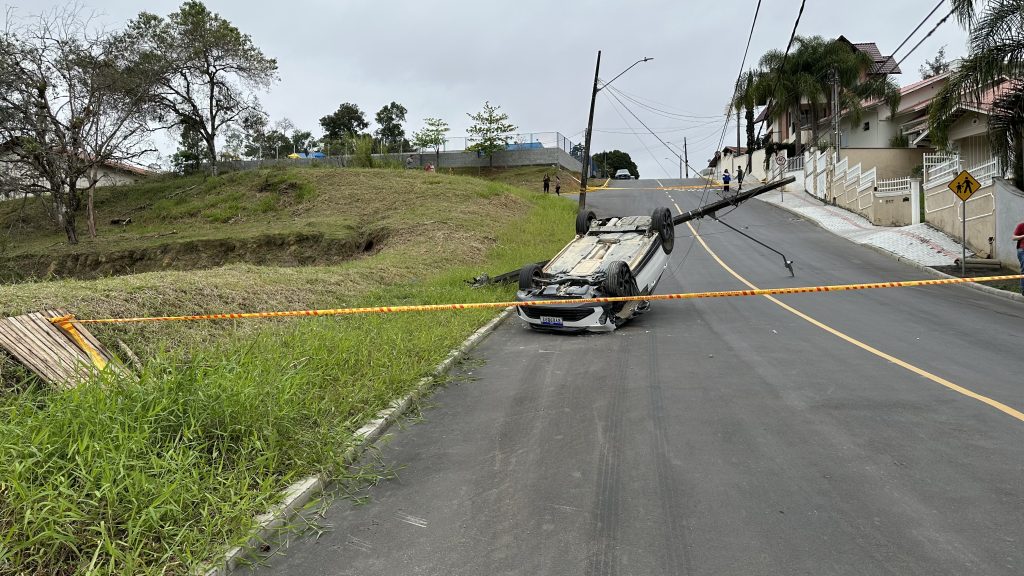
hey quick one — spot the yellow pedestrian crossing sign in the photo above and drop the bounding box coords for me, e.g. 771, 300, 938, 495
949, 170, 981, 202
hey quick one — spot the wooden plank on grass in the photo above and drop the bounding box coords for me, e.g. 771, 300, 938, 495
6, 316, 89, 386
0, 309, 131, 388
0, 320, 65, 384
22, 314, 94, 383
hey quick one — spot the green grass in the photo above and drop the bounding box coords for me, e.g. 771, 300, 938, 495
0, 166, 576, 575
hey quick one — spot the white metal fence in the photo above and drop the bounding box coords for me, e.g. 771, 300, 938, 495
923, 153, 960, 190
876, 176, 911, 195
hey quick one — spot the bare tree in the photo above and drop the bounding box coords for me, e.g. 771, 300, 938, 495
0, 7, 157, 244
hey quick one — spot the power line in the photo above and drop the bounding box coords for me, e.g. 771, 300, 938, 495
754, 0, 806, 144
599, 85, 722, 119
890, 0, 947, 61
602, 91, 673, 179
604, 86, 724, 122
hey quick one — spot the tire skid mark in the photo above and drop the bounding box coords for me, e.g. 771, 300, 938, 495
585, 339, 629, 576
647, 329, 694, 575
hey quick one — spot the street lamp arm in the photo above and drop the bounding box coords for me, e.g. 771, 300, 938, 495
598, 57, 653, 93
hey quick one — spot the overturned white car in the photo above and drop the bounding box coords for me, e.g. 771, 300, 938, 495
515, 178, 793, 332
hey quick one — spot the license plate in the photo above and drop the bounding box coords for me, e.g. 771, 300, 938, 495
540, 316, 563, 327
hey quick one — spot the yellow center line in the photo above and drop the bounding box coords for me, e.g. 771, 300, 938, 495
676, 213, 1024, 424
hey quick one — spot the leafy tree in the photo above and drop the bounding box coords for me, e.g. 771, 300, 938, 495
0, 7, 158, 244
171, 123, 207, 173
570, 142, 586, 161
238, 110, 269, 159
290, 130, 316, 155
320, 102, 369, 140
920, 46, 951, 79
592, 150, 639, 179
128, 1, 278, 174
411, 117, 450, 168
931, 0, 1023, 187
466, 101, 517, 167
375, 102, 408, 153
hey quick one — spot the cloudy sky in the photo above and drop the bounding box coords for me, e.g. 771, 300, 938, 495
6, 0, 968, 178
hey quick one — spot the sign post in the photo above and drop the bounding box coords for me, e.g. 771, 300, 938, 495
948, 169, 981, 277
775, 153, 787, 201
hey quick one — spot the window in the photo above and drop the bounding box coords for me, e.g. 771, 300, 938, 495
863, 121, 870, 131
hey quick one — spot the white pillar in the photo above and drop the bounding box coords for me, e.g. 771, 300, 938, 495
911, 179, 922, 225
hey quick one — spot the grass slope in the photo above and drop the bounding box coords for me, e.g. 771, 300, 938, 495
0, 166, 575, 574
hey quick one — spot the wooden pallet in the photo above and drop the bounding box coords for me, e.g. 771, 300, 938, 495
0, 309, 128, 388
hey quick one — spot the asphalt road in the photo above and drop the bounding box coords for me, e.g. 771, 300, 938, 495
246, 178, 1024, 575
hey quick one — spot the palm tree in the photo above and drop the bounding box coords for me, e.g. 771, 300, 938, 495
759, 36, 901, 153
731, 70, 765, 173
928, 0, 1023, 187
805, 37, 901, 147
758, 43, 819, 153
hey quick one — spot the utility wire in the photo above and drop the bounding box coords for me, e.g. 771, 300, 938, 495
602, 90, 673, 179
890, 0, 947, 60
604, 86, 725, 122
754, 0, 806, 144
600, 85, 722, 119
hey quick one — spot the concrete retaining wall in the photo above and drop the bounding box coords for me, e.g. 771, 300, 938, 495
872, 191, 913, 226
221, 147, 582, 174
994, 178, 1024, 269
925, 184, 996, 256
840, 148, 933, 180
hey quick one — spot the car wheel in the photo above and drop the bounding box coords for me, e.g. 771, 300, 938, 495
575, 209, 596, 235
518, 262, 544, 291
603, 258, 637, 296
651, 206, 674, 254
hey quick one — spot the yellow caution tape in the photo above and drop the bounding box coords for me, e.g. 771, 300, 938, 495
50, 315, 109, 370
49, 275, 1023, 326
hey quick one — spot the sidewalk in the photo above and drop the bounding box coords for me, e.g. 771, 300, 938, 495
756, 186, 972, 267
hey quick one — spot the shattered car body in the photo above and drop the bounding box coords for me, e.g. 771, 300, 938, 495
514, 178, 794, 332
515, 209, 673, 332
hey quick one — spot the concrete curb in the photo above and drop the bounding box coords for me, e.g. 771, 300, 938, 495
199, 307, 515, 576
758, 194, 1024, 304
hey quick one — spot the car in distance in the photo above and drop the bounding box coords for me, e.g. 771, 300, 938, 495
613, 169, 633, 180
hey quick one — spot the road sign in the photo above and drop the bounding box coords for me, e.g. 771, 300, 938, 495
949, 170, 981, 202
775, 153, 787, 167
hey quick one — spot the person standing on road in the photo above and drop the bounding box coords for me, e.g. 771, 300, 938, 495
543, 174, 550, 193
1014, 219, 1024, 294
555, 175, 561, 196
722, 169, 731, 193
736, 166, 744, 191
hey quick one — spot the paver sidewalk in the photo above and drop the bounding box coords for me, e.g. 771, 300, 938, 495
756, 186, 972, 267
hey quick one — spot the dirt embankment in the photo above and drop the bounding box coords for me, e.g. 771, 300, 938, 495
0, 229, 388, 283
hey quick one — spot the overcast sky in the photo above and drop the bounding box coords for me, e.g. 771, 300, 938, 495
6, 0, 969, 178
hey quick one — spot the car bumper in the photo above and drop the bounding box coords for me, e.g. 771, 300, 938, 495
513, 299, 616, 332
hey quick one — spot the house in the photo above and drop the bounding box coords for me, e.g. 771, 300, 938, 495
760, 36, 901, 149
707, 146, 748, 178
1, 155, 153, 200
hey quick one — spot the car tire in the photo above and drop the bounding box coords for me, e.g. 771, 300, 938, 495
651, 206, 674, 254
575, 209, 596, 235
603, 260, 638, 298
518, 262, 543, 291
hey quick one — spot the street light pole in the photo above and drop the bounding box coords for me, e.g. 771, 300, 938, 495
578, 51, 602, 210
578, 53, 653, 210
